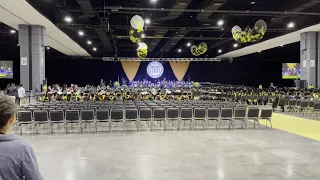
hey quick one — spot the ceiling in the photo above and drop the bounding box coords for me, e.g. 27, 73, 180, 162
2, 0, 320, 58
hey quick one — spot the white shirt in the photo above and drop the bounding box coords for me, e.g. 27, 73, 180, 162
17, 87, 25, 98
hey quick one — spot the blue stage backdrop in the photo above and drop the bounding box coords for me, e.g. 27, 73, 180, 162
133, 62, 177, 81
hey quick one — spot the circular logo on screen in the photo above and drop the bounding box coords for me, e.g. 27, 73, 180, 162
147, 61, 164, 79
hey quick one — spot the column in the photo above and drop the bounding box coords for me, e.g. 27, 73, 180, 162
19, 25, 46, 91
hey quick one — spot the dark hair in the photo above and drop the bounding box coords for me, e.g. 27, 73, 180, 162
0, 95, 16, 129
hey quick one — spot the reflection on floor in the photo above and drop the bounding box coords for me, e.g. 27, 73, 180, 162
24, 129, 320, 180
259, 113, 320, 141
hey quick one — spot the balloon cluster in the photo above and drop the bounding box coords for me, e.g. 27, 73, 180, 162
232, 20, 267, 43
191, 42, 207, 56
130, 15, 148, 58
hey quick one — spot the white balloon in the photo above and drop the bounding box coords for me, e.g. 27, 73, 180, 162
130, 15, 144, 30
231, 25, 242, 33
138, 42, 148, 50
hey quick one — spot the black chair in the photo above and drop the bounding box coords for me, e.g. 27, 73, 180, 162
220, 108, 233, 129
247, 108, 260, 129
34, 110, 49, 134
234, 108, 247, 129
287, 99, 297, 113
110, 109, 124, 132
207, 108, 220, 129
152, 108, 166, 131
17, 111, 33, 134
194, 108, 206, 130
81, 110, 95, 132
49, 110, 66, 133
125, 109, 138, 131
260, 109, 273, 128
65, 110, 81, 133
167, 108, 179, 130
138, 108, 152, 131
96, 109, 110, 132
312, 102, 320, 119
180, 108, 193, 130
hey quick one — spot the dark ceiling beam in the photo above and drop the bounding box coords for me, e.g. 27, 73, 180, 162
104, 6, 320, 16
113, 35, 229, 40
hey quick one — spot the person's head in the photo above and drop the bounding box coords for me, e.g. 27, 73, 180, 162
19, 84, 23, 88
0, 95, 16, 134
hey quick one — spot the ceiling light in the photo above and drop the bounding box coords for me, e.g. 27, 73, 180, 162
46, 47, 50, 50
217, 19, 224, 26
64, 16, 72, 23
9, 29, 16, 34
187, 42, 191, 47
287, 22, 295, 28
178, 49, 182, 53
233, 43, 238, 48
87, 40, 92, 45
218, 49, 222, 53
93, 47, 97, 51
78, 30, 84, 36
258, 50, 261, 53
150, 0, 157, 3
145, 18, 151, 24
251, 1, 255, 4
141, 34, 145, 38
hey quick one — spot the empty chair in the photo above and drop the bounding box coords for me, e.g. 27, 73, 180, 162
110, 109, 124, 132
138, 108, 152, 131
26, 108, 40, 118
65, 110, 81, 133
180, 108, 193, 130
194, 108, 206, 130
49, 110, 66, 133
298, 100, 309, 116
220, 108, 233, 129
312, 102, 320, 119
17, 111, 33, 134
152, 108, 166, 131
207, 108, 220, 129
33, 110, 50, 133
247, 108, 260, 129
125, 109, 138, 131
234, 108, 247, 129
287, 99, 297, 113
260, 109, 273, 128
96, 109, 110, 132
81, 110, 95, 132
166, 108, 179, 130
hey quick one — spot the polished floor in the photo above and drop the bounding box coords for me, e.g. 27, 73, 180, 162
24, 124, 320, 180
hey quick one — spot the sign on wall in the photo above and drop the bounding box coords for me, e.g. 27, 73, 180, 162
147, 61, 164, 79
21, 57, 28, 66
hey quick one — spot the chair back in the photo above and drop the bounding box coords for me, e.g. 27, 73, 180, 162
300, 100, 309, 108
66, 110, 80, 121
96, 109, 109, 121
49, 110, 64, 122
234, 108, 246, 118
153, 108, 166, 119
288, 99, 296, 106
260, 109, 273, 119
167, 108, 179, 119
181, 108, 193, 119
221, 108, 233, 118
139, 108, 152, 119
18, 111, 32, 122
125, 109, 138, 120
194, 108, 206, 118
81, 110, 94, 121
34, 110, 48, 122
111, 109, 124, 120
247, 108, 259, 118
207, 108, 220, 119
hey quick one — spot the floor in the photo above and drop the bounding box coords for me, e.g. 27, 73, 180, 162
23, 120, 320, 180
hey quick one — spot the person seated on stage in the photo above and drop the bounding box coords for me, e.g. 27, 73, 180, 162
61, 92, 68, 101
99, 92, 106, 101
89, 92, 96, 101
39, 92, 47, 102
76, 91, 85, 102
56, 92, 62, 101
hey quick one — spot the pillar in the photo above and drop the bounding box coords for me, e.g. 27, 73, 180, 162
19, 25, 46, 91
300, 32, 320, 88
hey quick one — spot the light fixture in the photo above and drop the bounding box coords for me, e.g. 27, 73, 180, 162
141, 34, 145, 38
233, 43, 238, 48
187, 42, 191, 47
251, 1, 255, 4
178, 49, 182, 53
9, 29, 16, 34
93, 47, 97, 51
258, 50, 261, 53
46, 47, 50, 50
150, 0, 157, 3
78, 30, 84, 36
217, 19, 224, 26
287, 22, 295, 28
218, 49, 222, 53
64, 16, 72, 23
280, 45, 284, 47
145, 18, 151, 24
87, 40, 92, 45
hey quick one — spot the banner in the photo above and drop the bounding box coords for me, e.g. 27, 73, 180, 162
169, 61, 190, 81
120, 61, 141, 82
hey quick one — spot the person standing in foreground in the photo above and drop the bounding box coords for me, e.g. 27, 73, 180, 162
17, 84, 26, 105
0, 95, 43, 180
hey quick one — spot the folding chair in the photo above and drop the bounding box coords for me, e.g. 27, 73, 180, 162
220, 108, 233, 129
194, 108, 206, 130
110, 109, 124, 132
207, 108, 220, 129
234, 108, 247, 129
34, 110, 50, 134
96, 109, 110, 132
125, 109, 138, 131
247, 107, 260, 129
152, 108, 166, 131
260, 109, 273, 128
17, 111, 33, 134
138, 108, 152, 131
180, 108, 193, 130
166, 108, 179, 130
65, 110, 81, 133
49, 110, 66, 133
81, 110, 95, 132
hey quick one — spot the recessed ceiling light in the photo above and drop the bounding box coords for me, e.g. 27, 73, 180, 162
46, 47, 50, 50
217, 19, 224, 26
78, 30, 84, 36
190, 15, 193, 18
251, 1, 255, 4
287, 22, 295, 28
9, 29, 16, 34
258, 50, 261, 53
150, 0, 157, 3
64, 16, 72, 23
93, 47, 97, 51
141, 34, 145, 38
145, 18, 151, 24
87, 40, 92, 45
187, 42, 191, 47
218, 49, 222, 53
233, 43, 238, 48
178, 49, 182, 53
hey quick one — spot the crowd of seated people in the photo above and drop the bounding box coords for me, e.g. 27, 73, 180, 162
129, 80, 191, 88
